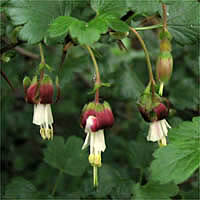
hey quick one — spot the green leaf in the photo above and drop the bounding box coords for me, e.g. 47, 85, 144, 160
4, 177, 39, 199
88, 15, 109, 34
133, 181, 178, 200
44, 136, 88, 176
7, 0, 71, 44
128, 139, 156, 169
90, 13, 129, 33
120, 67, 145, 100
69, 20, 100, 45
48, 16, 76, 37
163, 1, 200, 45
91, 0, 127, 16
127, 0, 160, 15
107, 18, 129, 32
97, 164, 120, 194
88, 82, 111, 95
150, 117, 200, 184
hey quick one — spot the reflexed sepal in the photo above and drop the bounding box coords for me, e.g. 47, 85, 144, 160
23, 76, 31, 90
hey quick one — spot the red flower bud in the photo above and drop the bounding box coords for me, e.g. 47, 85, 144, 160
80, 101, 114, 131
25, 74, 54, 104
39, 84, 54, 104
137, 93, 170, 122
26, 83, 38, 104
101, 101, 114, 128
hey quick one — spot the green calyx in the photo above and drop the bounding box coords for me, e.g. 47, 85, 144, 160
41, 74, 53, 85
83, 101, 105, 113
159, 51, 172, 59
139, 91, 161, 112
23, 76, 31, 88
159, 30, 172, 41
87, 102, 96, 110
95, 103, 104, 112
103, 101, 112, 110
31, 76, 38, 85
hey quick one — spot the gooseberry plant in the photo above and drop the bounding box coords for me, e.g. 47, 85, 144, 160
0, 0, 200, 199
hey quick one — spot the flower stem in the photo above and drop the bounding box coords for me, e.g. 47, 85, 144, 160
135, 24, 163, 31
129, 27, 156, 95
51, 170, 63, 196
162, 3, 168, 31
86, 45, 101, 103
93, 166, 98, 188
39, 43, 45, 64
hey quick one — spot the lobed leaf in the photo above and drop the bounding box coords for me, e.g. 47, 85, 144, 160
4, 177, 39, 199
133, 181, 179, 200
43, 136, 88, 176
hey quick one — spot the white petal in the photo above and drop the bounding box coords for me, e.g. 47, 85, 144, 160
147, 121, 164, 142
93, 130, 106, 153
90, 131, 95, 155
32, 104, 45, 125
45, 104, 53, 124
82, 132, 90, 150
160, 120, 168, 137
164, 119, 171, 128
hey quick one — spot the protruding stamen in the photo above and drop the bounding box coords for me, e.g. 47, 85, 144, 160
40, 127, 46, 140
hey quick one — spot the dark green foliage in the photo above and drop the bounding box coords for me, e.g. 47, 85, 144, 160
44, 136, 88, 176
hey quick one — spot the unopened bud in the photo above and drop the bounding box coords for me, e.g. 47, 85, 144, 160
156, 51, 173, 84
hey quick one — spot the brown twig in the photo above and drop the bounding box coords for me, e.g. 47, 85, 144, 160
0, 40, 25, 55
0, 67, 15, 91
59, 41, 73, 71
14, 47, 39, 59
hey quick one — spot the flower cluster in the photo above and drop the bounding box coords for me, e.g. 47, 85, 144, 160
23, 74, 55, 140
81, 101, 114, 167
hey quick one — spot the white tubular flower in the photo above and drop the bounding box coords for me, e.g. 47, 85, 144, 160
33, 104, 53, 140
147, 119, 171, 146
82, 116, 106, 167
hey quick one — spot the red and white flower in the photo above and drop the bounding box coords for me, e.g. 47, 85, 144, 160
24, 74, 54, 140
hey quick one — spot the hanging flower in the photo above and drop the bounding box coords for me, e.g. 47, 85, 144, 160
82, 116, 106, 167
81, 101, 114, 167
147, 119, 171, 146
137, 92, 171, 146
24, 74, 55, 140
